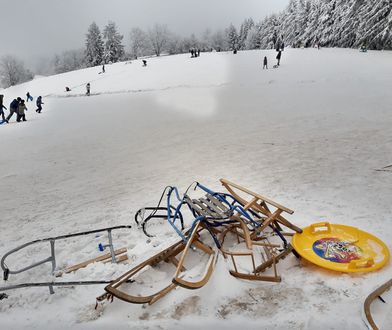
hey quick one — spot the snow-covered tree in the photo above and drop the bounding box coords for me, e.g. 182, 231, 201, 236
238, 18, 255, 50
129, 27, 148, 59
85, 22, 104, 66
200, 29, 213, 51
0, 55, 33, 87
226, 24, 239, 50
53, 49, 85, 74
245, 24, 262, 49
148, 24, 170, 56
103, 21, 125, 63
211, 30, 228, 51
355, 0, 392, 49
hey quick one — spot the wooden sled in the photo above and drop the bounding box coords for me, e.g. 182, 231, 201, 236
363, 279, 392, 330
103, 225, 217, 304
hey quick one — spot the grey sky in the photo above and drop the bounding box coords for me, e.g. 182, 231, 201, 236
0, 0, 289, 61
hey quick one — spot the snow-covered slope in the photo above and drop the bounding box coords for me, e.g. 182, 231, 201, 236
0, 49, 391, 329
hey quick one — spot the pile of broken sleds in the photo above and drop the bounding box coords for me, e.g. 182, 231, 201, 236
1, 179, 302, 306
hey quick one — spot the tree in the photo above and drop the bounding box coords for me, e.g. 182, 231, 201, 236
245, 24, 262, 49
85, 22, 104, 66
238, 18, 254, 50
129, 27, 149, 59
226, 23, 239, 50
53, 49, 85, 74
211, 30, 228, 51
103, 21, 125, 63
0, 55, 33, 87
148, 24, 170, 56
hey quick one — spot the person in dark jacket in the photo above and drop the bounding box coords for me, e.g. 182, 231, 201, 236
276, 51, 282, 66
0, 94, 8, 122
26, 92, 32, 102
6, 97, 21, 122
17, 99, 27, 122
263, 56, 268, 69
36, 96, 44, 113
86, 83, 90, 96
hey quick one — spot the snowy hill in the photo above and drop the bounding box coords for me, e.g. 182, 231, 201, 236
0, 49, 391, 329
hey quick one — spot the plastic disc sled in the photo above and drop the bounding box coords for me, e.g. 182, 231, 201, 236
292, 222, 390, 273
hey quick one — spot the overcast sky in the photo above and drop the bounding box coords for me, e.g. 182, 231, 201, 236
0, 0, 289, 62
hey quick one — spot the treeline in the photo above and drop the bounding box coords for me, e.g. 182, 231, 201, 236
1, 0, 391, 87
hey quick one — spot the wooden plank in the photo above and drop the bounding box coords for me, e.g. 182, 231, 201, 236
192, 199, 220, 218
199, 198, 227, 218
64, 248, 127, 273
206, 194, 230, 212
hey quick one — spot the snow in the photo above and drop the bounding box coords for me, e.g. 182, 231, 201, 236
0, 48, 391, 329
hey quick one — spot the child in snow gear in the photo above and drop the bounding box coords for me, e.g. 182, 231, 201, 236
263, 56, 268, 69
26, 92, 32, 102
6, 97, 21, 122
0, 95, 8, 123
36, 96, 44, 113
276, 51, 282, 66
17, 100, 27, 122
142, 60, 147, 67
86, 83, 90, 96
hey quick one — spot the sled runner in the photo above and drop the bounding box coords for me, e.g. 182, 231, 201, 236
363, 279, 392, 330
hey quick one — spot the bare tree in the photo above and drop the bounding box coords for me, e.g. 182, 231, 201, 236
129, 27, 149, 59
0, 55, 33, 88
148, 24, 170, 56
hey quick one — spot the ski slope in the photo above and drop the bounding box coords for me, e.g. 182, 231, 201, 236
0, 48, 391, 329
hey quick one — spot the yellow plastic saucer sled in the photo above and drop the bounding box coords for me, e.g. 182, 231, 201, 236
292, 222, 390, 273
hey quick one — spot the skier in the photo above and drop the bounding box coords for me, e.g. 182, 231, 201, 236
102, 64, 105, 73
65, 87, 71, 92
6, 97, 21, 122
36, 96, 44, 113
142, 60, 147, 66
17, 99, 27, 122
86, 83, 91, 96
276, 51, 282, 66
0, 95, 7, 123
263, 56, 268, 69
26, 92, 32, 102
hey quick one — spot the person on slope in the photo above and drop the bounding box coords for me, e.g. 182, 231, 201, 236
0, 95, 8, 123
276, 51, 282, 66
6, 97, 21, 122
263, 56, 268, 69
36, 96, 44, 113
86, 83, 91, 96
17, 99, 27, 122
26, 92, 32, 102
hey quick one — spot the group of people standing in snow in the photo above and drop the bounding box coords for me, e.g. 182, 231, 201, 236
0, 93, 44, 124
190, 48, 201, 58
